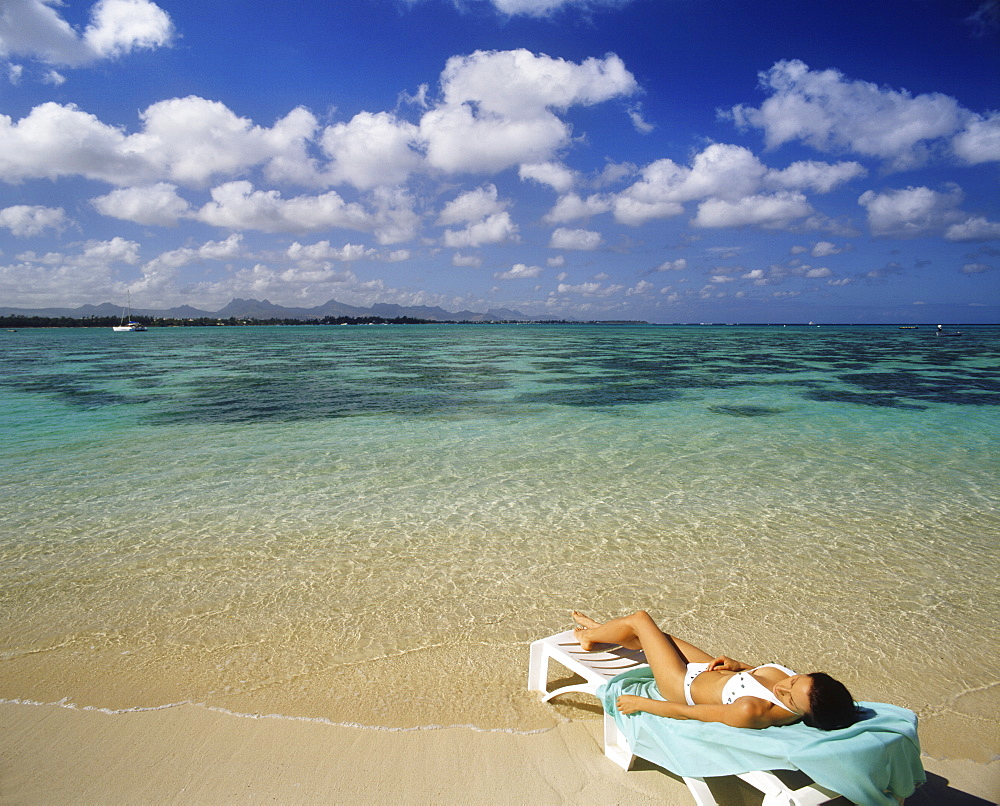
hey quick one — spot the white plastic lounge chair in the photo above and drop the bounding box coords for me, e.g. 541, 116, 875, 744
527, 630, 849, 806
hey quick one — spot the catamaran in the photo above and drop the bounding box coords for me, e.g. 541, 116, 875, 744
112, 291, 147, 332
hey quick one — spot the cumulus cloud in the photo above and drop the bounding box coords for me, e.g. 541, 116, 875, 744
945, 216, 1000, 242
0, 101, 147, 184
961, 262, 992, 274
952, 112, 1000, 164
607, 144, 866, 229
729, 60, 974, 170
452, 253, 482, 268
0, 204, 67, 236
0, 98, 319, 189
91, 182, 191, 225
438, 185, 518, 247
811, 241, 842, 257
0, 0, 173, 68
485, 0, 633, 17
442, 212, 518, 247
0, 237, 140, 306
544, 192, 612, 223
655, 258, 687, 271
556, 280, 620, 296
287, 241, 377, 263
549, 226, 603, 250
519, 161, 576, 193
858, 185, 965, 237
495, 262, 543, 279
693, 191, 814, 229
321, 111, 420, 190
765, 160, 866, 193
421, 49, 637, 174
438, 184, 507, 225
134, 98, 319, 187
196, 181, 374, 235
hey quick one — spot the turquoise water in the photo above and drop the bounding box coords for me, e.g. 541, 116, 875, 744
1, 324, 998, 758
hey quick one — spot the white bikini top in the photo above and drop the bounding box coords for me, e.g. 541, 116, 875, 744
720, 663, 797, 713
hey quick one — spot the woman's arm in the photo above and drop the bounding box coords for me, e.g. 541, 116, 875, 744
616, 695, 775, 729
706, 655, 753, 672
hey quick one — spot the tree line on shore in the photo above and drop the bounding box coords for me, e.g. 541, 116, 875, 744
1, 314, 583, 328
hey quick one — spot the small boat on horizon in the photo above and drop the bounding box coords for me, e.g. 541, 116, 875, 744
112, 291, 147, 332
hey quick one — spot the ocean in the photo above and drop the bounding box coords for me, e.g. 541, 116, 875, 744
1, 323, 997, 761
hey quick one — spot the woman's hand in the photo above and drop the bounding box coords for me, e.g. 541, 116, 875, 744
707, 655, 744, 672
616, 695, 652, 715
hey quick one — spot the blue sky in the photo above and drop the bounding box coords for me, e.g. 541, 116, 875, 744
1, 0, 998, 323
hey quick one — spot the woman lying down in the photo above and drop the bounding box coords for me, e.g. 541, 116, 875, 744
572, 610, 860, 731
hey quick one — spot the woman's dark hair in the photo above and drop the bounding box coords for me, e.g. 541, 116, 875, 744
802, 672, 862, 731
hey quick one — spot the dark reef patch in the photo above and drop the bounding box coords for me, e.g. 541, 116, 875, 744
708, 404, 787, 417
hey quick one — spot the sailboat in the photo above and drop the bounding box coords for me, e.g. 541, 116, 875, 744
112, 290, 147, 332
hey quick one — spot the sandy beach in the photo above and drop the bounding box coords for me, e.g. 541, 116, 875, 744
2, 700, 996, 805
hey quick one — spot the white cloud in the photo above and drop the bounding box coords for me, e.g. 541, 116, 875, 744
134, 97, 318, 187
452, 253, 482, 268
765, 160, 866, 193
495, 262, 542, 280
945, 216, 1000, 242
519, 161, 576, 193
612, 144, 769, 226
196, 181, 374, 235
442, 212, 518, 247
549, 226, 603, 250
321, 111, 420, 190
91, 182, 191, 225
0, 237, 140, 306
486, 0, 633, 17
805, 266, 832, 278
626, 279, 654, 295
84, 0, 174, 60
961, 262, 992, 274
287, 241, 377, 263
420, 50, 637, 174
439, 49, 636, 117
544, 192, 612, 223
811, 240, 842, 257
729, 60, 972, 169
556, 280, 620, 296
0, 204, 67, 236
952, 112, 1000, 164
858, 185, 964, 237
655, 258, 687, 271
627, 103, 654, 133
0, 0, 173, 68
438, 184, 507, 225
0, 101, 147, 184
693, 191, 814, 229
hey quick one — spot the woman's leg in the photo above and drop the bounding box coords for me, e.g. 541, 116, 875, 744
572, 610, 713, 702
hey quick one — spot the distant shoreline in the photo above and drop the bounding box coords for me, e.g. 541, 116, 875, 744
3, 316, 996, 329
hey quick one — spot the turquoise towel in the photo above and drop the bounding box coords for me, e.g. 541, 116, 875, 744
597, 667, 925, 806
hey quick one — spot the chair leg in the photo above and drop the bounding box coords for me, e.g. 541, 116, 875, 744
602, 712, 637, 770
682, 777, 720, 806
527, 640, 549, 694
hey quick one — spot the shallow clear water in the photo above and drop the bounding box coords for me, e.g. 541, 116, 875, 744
1, 324, 997, 758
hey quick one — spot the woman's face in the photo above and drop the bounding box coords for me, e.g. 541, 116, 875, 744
773, 674, 814, 716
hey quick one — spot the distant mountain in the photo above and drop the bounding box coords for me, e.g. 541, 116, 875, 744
0, 297, 564, 322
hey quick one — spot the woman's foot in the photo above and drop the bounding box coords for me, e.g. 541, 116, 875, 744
572, 611, 602, 650
571, 611, 601, 629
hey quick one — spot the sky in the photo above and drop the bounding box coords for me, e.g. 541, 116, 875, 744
0, 0, 998, 323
